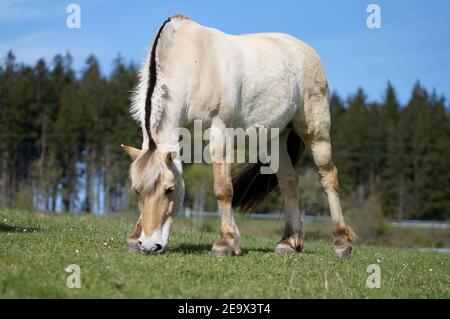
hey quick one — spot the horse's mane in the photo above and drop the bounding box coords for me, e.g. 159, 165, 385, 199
130, 14, 190, 150
129, 150, 166, 194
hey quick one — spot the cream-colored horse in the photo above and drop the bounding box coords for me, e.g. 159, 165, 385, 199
122, 14, 355, 257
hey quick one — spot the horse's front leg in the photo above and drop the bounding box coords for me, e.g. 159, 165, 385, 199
126, 216, 142, 252
209, 121, 241, 256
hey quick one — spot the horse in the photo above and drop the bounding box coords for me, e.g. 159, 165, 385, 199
121, 14, 355, 257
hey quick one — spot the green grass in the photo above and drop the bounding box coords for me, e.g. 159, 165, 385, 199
0, 209, 449, 298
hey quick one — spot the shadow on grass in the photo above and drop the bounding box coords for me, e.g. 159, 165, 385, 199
243, 247, 317, 255
171, 243, 212, 254
171, 243, 317, 255
0, 222, 41, 233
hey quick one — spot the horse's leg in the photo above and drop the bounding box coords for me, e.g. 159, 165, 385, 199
310, 140, 354, 257
210, 120, 241, 256
275, 130, 304, 254
126, 216, 142, 252
298, 94, 355, 258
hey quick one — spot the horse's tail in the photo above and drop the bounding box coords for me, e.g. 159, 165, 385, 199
231, 130, 305, 212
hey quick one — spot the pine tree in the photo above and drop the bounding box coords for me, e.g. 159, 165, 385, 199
52, 54, 79, 211
0, 51, 448, 220
380, 83, 406, 219
399, 82, 443, 219
337, 88, 372, 201
102, 56, 139, 213
77, 55, 107, 212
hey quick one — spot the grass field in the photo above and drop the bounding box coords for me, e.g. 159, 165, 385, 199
0, 209, 449, 298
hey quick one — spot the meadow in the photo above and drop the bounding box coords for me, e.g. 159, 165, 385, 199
0, 209, 448, 298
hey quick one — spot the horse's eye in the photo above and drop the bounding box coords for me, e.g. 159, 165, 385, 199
132, 187, 140, 195
165, 186, 174, 194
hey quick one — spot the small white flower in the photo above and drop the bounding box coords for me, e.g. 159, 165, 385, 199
429, 268, 433, 272
104, 242, 108, 246
377, 259, 381, 263
75, 249, 79, 254
3, 218, 7, 222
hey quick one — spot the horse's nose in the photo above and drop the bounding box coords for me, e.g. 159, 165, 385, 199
142, 246, 153, 254
142, 243, 163, 254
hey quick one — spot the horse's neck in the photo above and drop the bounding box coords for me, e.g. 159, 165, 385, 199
153, 107, 185, 175
152, 105, 183, 154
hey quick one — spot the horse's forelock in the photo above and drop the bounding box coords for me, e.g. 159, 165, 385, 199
130, 150, 166, 194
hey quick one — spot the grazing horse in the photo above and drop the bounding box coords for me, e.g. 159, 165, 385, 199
122, 14, 355, 257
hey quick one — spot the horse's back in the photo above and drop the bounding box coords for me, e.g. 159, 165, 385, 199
169, 19, 328, 129
232, 31, 328, 128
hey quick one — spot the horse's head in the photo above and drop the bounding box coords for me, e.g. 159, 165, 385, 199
122, 144, 184, 254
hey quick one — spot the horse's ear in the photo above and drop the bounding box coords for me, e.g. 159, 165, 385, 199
163, 152, 173, 165
121, 144, 142, 160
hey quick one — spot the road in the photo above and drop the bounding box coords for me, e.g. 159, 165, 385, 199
183, 209, 450, 229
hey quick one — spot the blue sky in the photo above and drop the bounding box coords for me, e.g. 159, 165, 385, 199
1, 0, 449, 104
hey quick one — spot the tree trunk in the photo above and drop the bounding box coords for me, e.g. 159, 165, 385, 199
104, 150, 111, 214
0, 157, 6, 208
51, 185, 58, 212
90, 150, 97, 213
84, 149, 92, 213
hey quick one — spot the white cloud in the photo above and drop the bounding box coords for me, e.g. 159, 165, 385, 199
1, 30, 57, 61
0, 27, 115, 75
0, 0, 61, 23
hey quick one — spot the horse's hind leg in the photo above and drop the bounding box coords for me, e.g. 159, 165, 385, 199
296, 93, 355, 258
310, 140, 355, 257
274, 130, 305, 254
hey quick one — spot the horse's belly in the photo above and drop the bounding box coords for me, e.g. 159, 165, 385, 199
234, 83, 299, 130
237, 102, 296, 130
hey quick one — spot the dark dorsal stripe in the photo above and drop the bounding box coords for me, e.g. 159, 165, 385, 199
144, 17, 172, 151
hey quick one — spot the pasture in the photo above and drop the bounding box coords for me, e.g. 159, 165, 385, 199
0, 209, 448, 298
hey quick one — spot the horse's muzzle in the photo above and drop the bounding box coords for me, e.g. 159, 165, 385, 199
139, 241, 165, 254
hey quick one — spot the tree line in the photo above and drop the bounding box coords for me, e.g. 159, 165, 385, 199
0, 51, 449, 220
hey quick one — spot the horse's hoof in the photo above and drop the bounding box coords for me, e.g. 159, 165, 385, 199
212, 246, 235, 257
275, 242, 303, 254
125, 241, 141, 253
275, 234, 303, 254
333, 223, 355, 258
212, 238, 240, 257
334, 245, 352, 258
275, 243, 297, 254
